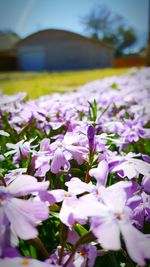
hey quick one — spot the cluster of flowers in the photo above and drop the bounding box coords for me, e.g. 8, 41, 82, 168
0, 67, 150, 267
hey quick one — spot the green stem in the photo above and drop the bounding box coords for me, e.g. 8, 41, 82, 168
28, 237, 49, 259
85, 163, 90, 183
58, 224, 68, 265
0, 173, 7, 187
63, 231, 96, 267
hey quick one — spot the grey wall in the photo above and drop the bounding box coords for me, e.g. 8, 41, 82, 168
17, 30, 114, 71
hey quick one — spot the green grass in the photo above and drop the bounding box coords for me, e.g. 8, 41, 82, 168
0, 68, 129, 99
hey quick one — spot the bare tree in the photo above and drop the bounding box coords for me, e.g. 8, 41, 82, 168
81, 4, 124, 40
81, 4, 137, 56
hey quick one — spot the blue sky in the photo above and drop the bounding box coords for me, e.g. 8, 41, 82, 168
0, 0, 149, 50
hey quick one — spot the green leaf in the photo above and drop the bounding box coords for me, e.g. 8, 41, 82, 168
73, 224, 88, 236
88, 99, 97, 122
29, 245, 37, 259
111, 83, 120, 90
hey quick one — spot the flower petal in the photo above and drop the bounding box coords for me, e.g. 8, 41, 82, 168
92, 219, 121, 250
5, 198, 49, 240
7, 175, 49, 196
89, 160, 108, 185
120, 222, 150, 266
51, 148, 70, 174
66, 177, 94, 195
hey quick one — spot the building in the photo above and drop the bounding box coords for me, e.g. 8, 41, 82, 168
16, 29, 114, 71
0, 31, 20, 71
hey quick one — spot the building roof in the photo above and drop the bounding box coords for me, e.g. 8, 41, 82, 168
0, 31, 20, 52
17, 29, 113, 50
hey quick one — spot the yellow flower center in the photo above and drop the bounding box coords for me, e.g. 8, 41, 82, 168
115, 212, 123, 220
22, 259, 30, 265
80, 249, 87, 256
64, 192, 71, 197
0, 198, 4, 204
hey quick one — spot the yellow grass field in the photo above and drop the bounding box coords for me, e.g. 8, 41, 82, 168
0, 68, 129, 99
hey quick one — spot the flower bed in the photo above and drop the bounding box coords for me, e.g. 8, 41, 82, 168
0, 67, 150, 266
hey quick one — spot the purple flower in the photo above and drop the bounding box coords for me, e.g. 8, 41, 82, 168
119, 223, 150, 266
103, 120, 124, 134
65, 144, 88, 165
142, 154, 150, 163
1, 65, 150, 266
33, 139, 52, 177
111, 154, 150, 179
39, 138, 51, 153
132, 192, 150, 229
0, 130, 10, 137
89, 160, 109, 186
77, 183, 150, 265
41, 176, 98, 230
0, 155, 4, 162
142, 176, 150, 195
51, 148, 70, 174
41, 178, 94, 228
4, 168, 27, 184
3, 247, 20, 258
49, 132, 88, 173
65, 177, 95, 195
59, 196, 87, 229
35, 154, 51, 177
87, 125, 95, 152
119, 119, 150, 143
68, 244, 97, 267
47, 244, 97, 267
0, 257, 54, 267
5, 139, 37, 163
0, 175, 49, 244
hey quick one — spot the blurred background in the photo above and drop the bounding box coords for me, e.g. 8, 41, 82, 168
0, 0, 149, 97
